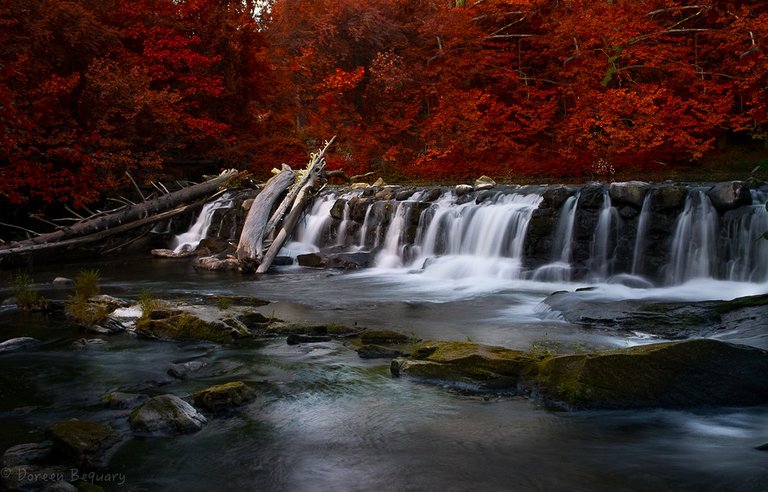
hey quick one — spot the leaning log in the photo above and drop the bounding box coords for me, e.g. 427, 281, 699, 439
235, 166, 296, 262
0, 170, 240, 259
256, 138, 334, 273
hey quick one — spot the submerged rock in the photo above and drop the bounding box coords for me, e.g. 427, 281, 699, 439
100, 392, 148, 410
297, 250, 372, 269
129, 395, 207, 434
286, 334, 332, 345
2, 441, 53, 467
356, 344, 404, 359
46, 420, 120, 468
0, 337, 41, 354
192, 382, 257, 412
167, 360, 208, 379
360, 330, 411, 345
391, 339, 768, 409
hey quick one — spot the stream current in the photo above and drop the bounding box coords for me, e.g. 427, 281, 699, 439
1, 251, 768, 491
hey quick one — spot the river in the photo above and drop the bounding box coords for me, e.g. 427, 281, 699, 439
1, 250, 767, 491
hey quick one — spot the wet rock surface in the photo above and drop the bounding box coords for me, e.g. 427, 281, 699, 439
129, 395, 207, 434
391, 339, 768, 409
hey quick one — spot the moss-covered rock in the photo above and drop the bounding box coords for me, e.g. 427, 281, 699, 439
391, 339, 768, 409
360, 330, 411, 345
391, 341, 536, 389
534, 339, 768, 409
135, 312, 241, 343
46, 420, 119, 468
192, 382, 257, 412
129, 395, 207, 434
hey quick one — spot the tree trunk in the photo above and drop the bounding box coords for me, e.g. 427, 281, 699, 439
235, 167, 296, 261
0, 170, 240, 259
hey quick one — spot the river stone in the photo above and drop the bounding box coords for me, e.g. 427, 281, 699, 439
286, 333, 332, 345
535, 339, 768, 409
194, 255, 240, 271
455, 184, 473, 196
46, 420, 120, 468
2, 441, 53, 467
297, 250, 371, 269
129, 395, 207, 434
360, 330, 410, 345
609, 181, 649, 208
135, 311, 242, 343
167, 360, 208, 379
42, 481, 77, 492
707, 181, 751, 211
52, 277, 75, 287
356, 344, 404, 359
474, 175, 496, 190
392, 339, 768, 409
0, 337, 40, 354
330, 199, 347, 220
100, 392, 148, 410
192, 382, 257, 412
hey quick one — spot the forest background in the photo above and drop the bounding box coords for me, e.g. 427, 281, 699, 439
1, 0, 767, 214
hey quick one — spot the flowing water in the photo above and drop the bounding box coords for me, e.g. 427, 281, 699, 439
2, 184, 768, 491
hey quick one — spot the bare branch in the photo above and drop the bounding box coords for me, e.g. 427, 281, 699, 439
125, 172, 147, 202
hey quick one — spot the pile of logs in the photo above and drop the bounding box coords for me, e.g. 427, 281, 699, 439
0, 137, 338, 274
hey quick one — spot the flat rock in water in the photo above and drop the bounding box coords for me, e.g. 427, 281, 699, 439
167, 360, 208, 379
391, 339, 768, 409
286, 334, 332, 345
129, 395, 207, 434
101, 392, 148, 410
356, 344, 404, 359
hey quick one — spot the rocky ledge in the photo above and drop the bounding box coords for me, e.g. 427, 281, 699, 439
391, 338, 768, 410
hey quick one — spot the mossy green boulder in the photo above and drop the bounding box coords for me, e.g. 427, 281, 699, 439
192, 382, 257, 412
46, 420, 119, 468
391, 341, 536, 388
535, 339, 768, 409
391, 339, 768, 409
135, 312, 245, 343
129, 395, 207, 434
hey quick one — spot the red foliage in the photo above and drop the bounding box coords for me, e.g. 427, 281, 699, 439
1, 0, 766, 208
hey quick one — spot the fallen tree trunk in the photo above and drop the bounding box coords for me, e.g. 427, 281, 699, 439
235, 166, 296, 262
256, 137, 334, 273
0, 170, 240, 259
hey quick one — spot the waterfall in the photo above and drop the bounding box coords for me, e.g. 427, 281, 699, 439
631, 192, 653, 275
412, 193, 542, 279
719, 190, 768, 282
294, 194, 337, 247
172, 195, 233, 253
588, 190, 621, 280
375, 201, 410, 268
666, 190, 718, 285
532, 193, 579, 282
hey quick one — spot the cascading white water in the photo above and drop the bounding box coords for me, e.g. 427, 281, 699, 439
588, 190, 621, 280
294, 194, 337, 247
631, 192, 652, 275
532, 193, 579, 282
375, 201, 410, 268
719, 190, 768, 282
172, 195, 233, 253
411, 193, 542, 280
666, 190, 718, 285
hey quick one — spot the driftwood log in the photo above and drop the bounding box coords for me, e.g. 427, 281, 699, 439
235, 166, 296, 262
0, 170, 240, 259
255, 137, 334, 273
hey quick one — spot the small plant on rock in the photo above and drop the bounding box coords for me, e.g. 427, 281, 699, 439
65, 269, 107, 327
11, 271, 47, 311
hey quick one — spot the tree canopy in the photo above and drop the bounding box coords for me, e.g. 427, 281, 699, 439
1, 0, 766, 208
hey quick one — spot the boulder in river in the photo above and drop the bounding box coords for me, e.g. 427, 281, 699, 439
0, 337, 40, 354
46, 420, 120, 468
129, 395, 207, 434
391, 339, 768, 409
192, 382, 257, 412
